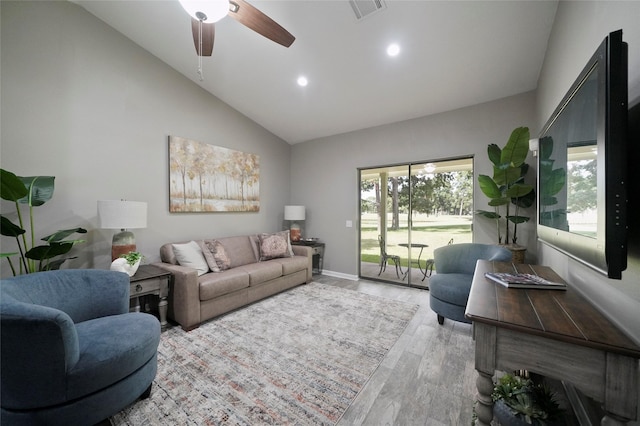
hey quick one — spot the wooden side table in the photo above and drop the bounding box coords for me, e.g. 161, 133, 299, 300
292, 241, 324, 274
130, 264, 171, 330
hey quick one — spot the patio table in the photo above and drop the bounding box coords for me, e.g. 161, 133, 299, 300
399, 243, 431, 281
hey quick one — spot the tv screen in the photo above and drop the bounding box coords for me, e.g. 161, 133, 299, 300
537, 30, 628, 279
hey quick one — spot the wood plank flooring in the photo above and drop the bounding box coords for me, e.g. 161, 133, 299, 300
314, 275, 476, 426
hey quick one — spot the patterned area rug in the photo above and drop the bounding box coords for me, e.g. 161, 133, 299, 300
110, 282, 417, 425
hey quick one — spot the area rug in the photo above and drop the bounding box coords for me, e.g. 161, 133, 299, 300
110, 282, 418, 425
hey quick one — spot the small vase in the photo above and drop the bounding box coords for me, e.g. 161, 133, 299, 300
110, 258, 141, 277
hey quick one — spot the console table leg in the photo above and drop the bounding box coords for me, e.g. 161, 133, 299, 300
475, 371, 494, 426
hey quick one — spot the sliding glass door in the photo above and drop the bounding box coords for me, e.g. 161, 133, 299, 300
360, 164, 410, 285
359, 158, 473, 288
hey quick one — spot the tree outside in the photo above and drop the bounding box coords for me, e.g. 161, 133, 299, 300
360, 160, 473, 273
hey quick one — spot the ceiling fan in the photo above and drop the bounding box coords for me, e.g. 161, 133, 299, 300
178, 0, 295, 57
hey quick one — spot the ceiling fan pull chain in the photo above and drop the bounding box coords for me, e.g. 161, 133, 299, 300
197, 19, 204, 81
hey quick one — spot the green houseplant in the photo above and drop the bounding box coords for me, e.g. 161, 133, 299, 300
492, 373, 564, 425
121, 251, 144, 266
110, 251, 144, 276
0, 168, 87, 275
476, 127, 535, 249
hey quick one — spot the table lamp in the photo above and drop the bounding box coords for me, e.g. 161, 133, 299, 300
284, 205, 305, 242
98, 200, 147, 261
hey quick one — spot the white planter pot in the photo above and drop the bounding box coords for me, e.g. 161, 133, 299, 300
110, 258, 141, 277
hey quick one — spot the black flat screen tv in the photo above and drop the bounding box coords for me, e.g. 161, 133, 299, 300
537, 29, 628, 279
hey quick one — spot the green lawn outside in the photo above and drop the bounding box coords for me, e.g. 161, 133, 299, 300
360, 214, 473, 269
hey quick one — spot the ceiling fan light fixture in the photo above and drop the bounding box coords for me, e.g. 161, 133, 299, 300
386, 43, 400, 57
179, 0, 229, 22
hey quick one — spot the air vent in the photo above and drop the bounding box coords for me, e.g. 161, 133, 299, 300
349, 0, 386, 20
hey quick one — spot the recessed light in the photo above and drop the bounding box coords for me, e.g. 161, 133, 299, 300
386, 43, 400, 57
297, 76, 308, 87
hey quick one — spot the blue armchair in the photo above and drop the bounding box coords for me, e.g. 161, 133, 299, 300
1, 269, 160, 426
429, 243, 512, 325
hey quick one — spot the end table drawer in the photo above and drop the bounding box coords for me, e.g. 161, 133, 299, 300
311, 246, 322, 255
130, 277, 163, 297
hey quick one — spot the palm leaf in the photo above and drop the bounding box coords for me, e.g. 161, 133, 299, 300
478, 174, 502, 198
41, 228, 88, 242
19, 176, 55, 206
0, 169, 29, 201
501, 127, 530, 167
1, 215, 25, 237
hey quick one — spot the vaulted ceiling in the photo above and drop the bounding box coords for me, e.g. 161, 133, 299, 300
73, 0, 558, 144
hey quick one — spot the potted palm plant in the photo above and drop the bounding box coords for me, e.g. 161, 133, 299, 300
476, 127, 535, 262
1, 168, 87, 275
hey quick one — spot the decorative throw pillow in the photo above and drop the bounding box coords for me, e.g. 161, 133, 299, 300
248, 234, 261, 262
199, 240, 221, 273
278, 230, 295, 257
172, 241, 209, 276
211, 240, 231, 271
259, 232, 292, 261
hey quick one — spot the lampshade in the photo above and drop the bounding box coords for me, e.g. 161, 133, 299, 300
178, 0, 229, 22
98, 200, 147, 230
284, 205, 305, 242
284, 205, 305, 221
529, 138, 540, 157
98, 200, 147, 261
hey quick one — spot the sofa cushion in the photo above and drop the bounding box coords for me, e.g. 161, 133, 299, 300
272, 255, 308, 276
237, 261, 283, 286
160, 243, 178, 265
172, 241, 209, 276
199, 269, 250, 300
217, 236, 259, 267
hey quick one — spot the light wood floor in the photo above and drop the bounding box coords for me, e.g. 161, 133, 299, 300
315, 274, 476, 426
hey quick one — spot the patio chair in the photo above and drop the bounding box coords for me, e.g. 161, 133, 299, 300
378, 235, 403, 278
424, 238, 453, 278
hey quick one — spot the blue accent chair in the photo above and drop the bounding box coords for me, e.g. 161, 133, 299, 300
1, 269, 160, 426
429, 243, 512, 325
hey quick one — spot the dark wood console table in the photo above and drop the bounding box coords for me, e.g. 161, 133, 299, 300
466, 260, 640, 425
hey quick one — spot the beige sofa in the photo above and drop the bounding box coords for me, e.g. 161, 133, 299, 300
154, 233, 312, 331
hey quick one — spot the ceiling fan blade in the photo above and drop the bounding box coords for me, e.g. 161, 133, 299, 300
228, 0, 295, 48
191, 18, 215, 56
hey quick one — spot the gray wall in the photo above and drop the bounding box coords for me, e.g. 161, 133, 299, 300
290, 92, 537, 278
3, 0, 639, 417
535, 1, 640, 346
0, 1, 292, 274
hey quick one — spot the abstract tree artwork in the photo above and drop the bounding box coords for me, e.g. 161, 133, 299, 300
169, 136, 259, 212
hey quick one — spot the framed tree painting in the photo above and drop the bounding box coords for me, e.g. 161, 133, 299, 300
169, 136, 259, 212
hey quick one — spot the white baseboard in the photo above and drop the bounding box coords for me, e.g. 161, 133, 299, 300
318, 270, 359, 281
